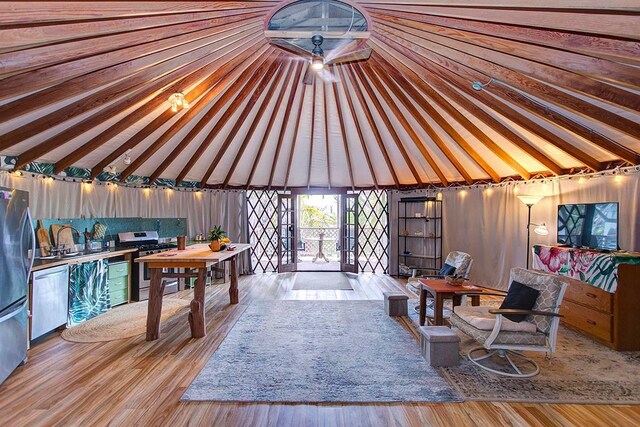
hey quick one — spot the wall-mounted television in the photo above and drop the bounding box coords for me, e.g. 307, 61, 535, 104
557, 202, 618, 251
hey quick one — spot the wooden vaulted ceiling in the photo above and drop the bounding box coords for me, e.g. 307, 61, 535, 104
0, 1, 639, 190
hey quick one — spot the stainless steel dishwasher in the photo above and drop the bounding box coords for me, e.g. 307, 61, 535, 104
31, 265, 69, 340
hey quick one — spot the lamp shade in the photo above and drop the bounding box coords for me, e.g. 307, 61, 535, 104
533, 223, 549, 236
517, 195, 544, 206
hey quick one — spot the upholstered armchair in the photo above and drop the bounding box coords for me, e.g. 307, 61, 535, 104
406, 251, 473, 296
449, 268, 568, 378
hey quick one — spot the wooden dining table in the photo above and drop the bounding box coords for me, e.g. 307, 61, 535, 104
135, 243, 251, 341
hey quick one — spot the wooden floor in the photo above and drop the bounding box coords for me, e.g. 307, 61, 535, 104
1, 273, 639, 427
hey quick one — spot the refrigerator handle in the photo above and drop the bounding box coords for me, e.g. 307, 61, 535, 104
22, 207, 36, 282
0, 300, 27, 324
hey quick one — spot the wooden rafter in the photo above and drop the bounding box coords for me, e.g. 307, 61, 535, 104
367, 57, 485, 183
370, 38, 533, 180
307, 76, 317, 188
323, 81, 332, 188
246, 62, 302, 188
268, 64, 306, 190
198, 59, 286, 186
374, 24, 640, 140
85, 42, 268, 180
344, 65, 406, 187
334, 66, 379, 189
329, 66, 355, 191
371, 12, 640, 90
283, 76, 308, 190
222, 61, 292, 187
361, 62, 468, 183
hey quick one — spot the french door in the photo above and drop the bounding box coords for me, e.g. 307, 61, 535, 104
341, 194, 359, 273
277, 194, 297, 273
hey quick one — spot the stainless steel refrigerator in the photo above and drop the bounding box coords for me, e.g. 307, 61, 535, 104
0, 187, 34, 385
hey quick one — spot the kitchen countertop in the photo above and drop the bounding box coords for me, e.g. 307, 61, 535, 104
32, 247, 137, 272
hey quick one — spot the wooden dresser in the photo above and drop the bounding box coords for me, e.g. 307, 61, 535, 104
533, 245, 640, 351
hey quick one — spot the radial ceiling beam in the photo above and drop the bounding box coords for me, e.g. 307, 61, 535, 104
246, 62, 303, 188
307, 76, 317, 188
334, 66, 379, 189
368, 56, 496, 183
362, 62, 470, 183
329, 66, 355, 191
174, 54, 282, 185
374, 24, 640, 140
13, 36, 261, 172
199, 60, 286, 186
371, 12, 640, 90
222, 62, 291, 187
364, 8, 640, 66
269, 64, 306, 190
370, 38, 533, 180
372, 35, 639, 167
94, 43, 267, 181
374, 18, 640, 112
343, 66, 403, 187
0, 11, 267, 77
0, 18, 264, 103
283, 78, 309, 190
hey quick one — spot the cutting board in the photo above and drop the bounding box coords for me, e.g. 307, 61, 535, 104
36, 220, 52, 256
51, 223, 75, 249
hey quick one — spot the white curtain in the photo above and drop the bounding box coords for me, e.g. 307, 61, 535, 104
0, 172, 251, 273
390, 171, 640, 290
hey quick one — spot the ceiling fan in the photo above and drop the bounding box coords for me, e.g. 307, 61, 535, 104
270, 34, 372, 85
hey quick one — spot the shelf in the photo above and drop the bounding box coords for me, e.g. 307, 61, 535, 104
399, 235, 441, 239
399, 254, 441, 259
398, 216, 439, 220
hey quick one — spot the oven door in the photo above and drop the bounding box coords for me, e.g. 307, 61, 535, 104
137, 250, 179, 301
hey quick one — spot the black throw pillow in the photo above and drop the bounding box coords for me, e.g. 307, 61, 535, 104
499, 280, 540, 322
438, 263, 457, 276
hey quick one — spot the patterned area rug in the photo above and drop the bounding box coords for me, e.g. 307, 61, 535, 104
291, 272, 353, 290
182, 300, 461, 403
406, 302, 640, 404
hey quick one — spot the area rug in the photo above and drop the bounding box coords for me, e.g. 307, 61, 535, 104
405, 302, 640, 404
182, 300, 460, 403
61, 298, 190, 342
291, 272, 353, 290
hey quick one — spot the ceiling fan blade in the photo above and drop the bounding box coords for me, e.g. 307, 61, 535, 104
303, 64, 314, 85
317, 69, 340, 84
323, 39, 358, 63
269, 39, 312, 58
326, 48, 372, 65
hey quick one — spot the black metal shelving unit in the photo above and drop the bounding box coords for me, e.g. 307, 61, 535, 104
397, 196, 443, 277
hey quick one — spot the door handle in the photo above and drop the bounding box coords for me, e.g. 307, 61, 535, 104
0, 300, 27, 323
288, 225, 294, 233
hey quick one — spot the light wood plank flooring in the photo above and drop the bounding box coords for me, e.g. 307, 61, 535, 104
1, 273, 638, 426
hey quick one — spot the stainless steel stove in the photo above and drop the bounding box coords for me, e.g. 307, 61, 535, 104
117, 231, 179, 301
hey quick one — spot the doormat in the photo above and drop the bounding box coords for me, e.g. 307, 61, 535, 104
292, 272, 353, 290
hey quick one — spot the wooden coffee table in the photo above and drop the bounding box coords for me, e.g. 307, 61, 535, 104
418, 279, 501, 326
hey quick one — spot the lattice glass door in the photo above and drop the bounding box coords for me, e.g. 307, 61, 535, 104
278, 194, 297, 273
341, 193, 358, 273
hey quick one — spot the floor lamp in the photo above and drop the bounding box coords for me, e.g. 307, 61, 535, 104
517, 195, 549, 269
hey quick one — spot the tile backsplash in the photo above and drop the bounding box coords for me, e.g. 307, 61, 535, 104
33, 217, 187, 247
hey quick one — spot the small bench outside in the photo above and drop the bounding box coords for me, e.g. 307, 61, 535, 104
383, 291, 408, 316
420, 326, 460, 367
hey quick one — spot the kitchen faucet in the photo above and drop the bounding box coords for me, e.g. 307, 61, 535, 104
53, 225, 82, 255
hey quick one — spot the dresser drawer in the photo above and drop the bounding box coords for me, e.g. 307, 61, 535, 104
108, 276, 128, 294
110, 287, 128, 306
561, 300, 612, 343
108, 261, 129, 280
563, 280, 612, 313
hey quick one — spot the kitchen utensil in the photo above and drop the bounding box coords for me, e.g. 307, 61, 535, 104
36, 220, 52, 256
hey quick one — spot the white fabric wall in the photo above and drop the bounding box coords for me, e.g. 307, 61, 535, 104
390, 170, 640, 290
0, 172, 251, 273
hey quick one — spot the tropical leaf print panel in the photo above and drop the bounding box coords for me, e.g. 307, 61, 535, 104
68, 259, 111, 326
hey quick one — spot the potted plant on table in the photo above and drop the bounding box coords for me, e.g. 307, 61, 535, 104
208, 225, 226, 252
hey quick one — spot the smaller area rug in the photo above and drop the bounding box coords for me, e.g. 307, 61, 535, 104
61, 298, 190, 342
406, 302, 640, 404
291, 272, 353, 290
182, 300, 460, 403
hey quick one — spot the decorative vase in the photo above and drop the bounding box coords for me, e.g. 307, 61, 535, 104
210, 240, 221, 252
